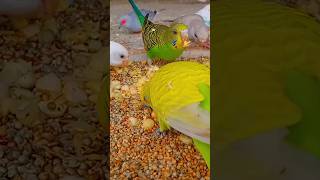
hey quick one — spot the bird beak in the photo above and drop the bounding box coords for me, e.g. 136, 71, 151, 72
200, 41, 210, 48
181, 29, 189, 41
180, 30, 190, 48
183, 40, 191, 48
122, 59, 129, 67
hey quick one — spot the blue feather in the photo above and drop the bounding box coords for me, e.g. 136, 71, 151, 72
171, 39, 177, 46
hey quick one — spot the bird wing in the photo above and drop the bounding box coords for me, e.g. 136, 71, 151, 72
142, 19, 169, 51
167, 103, 210, 144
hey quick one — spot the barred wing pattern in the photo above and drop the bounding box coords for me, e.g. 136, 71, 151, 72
142, 19, 169, 51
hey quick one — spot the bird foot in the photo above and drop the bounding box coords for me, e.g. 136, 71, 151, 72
143, 104, 151, 109
154, 128, 167, 137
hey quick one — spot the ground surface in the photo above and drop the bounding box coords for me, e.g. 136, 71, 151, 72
110, 0, 210, 179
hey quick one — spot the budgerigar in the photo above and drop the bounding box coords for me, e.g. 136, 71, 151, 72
128, 0, 190, 64
213, 0, 320, 158
142, 61, 210, 167
118, 9, 157, 33
110, 41, 129, 67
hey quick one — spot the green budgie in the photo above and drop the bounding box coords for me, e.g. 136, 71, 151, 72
128, 0, 190, 64
142, 61, 210, 167
213, 0, 320, 157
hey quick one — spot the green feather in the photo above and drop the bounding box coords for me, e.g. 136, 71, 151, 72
193, 138, 210, 169
147, 43, 184, 61
128, 0, 146, 26
192, 83, 211, 168
143, 22, 188, 61
285, 71, 320, 158
198, 83, 210, 112
128, 0, 188, 61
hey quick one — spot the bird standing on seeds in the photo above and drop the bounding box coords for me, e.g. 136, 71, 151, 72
118, 9, 158, 33
141, 61, 211, 168
128, 0, 191, 65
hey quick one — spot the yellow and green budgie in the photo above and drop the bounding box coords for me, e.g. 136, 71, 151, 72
128, 0, 190, 64
142, 61, 211, 168
214, 0, 320, 158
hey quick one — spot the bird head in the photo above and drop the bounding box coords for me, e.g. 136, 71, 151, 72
194, 26, 210, 44
187, 20, 210, 47
170, 23, 191, 48
118, 15, 128, 29
110, 41, 129, 67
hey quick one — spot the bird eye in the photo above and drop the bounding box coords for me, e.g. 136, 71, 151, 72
194, 33, 198, 38
120, 55, 124, 58
173, 30, 177, 35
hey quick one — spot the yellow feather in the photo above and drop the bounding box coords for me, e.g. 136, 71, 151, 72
142, 61, 210, 131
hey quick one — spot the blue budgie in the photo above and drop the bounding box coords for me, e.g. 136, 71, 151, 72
118, 9, 158, 33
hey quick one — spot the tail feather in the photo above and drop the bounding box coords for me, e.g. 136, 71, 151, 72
193, 138, 210, 169
128, 0, 145, 26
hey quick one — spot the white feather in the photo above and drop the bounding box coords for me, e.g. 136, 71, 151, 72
195, 4, 210, 27
167, 103, 210, 144
110, 41, 129, 66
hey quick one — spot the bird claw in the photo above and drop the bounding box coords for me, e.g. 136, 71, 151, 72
154, 128, 167, 137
